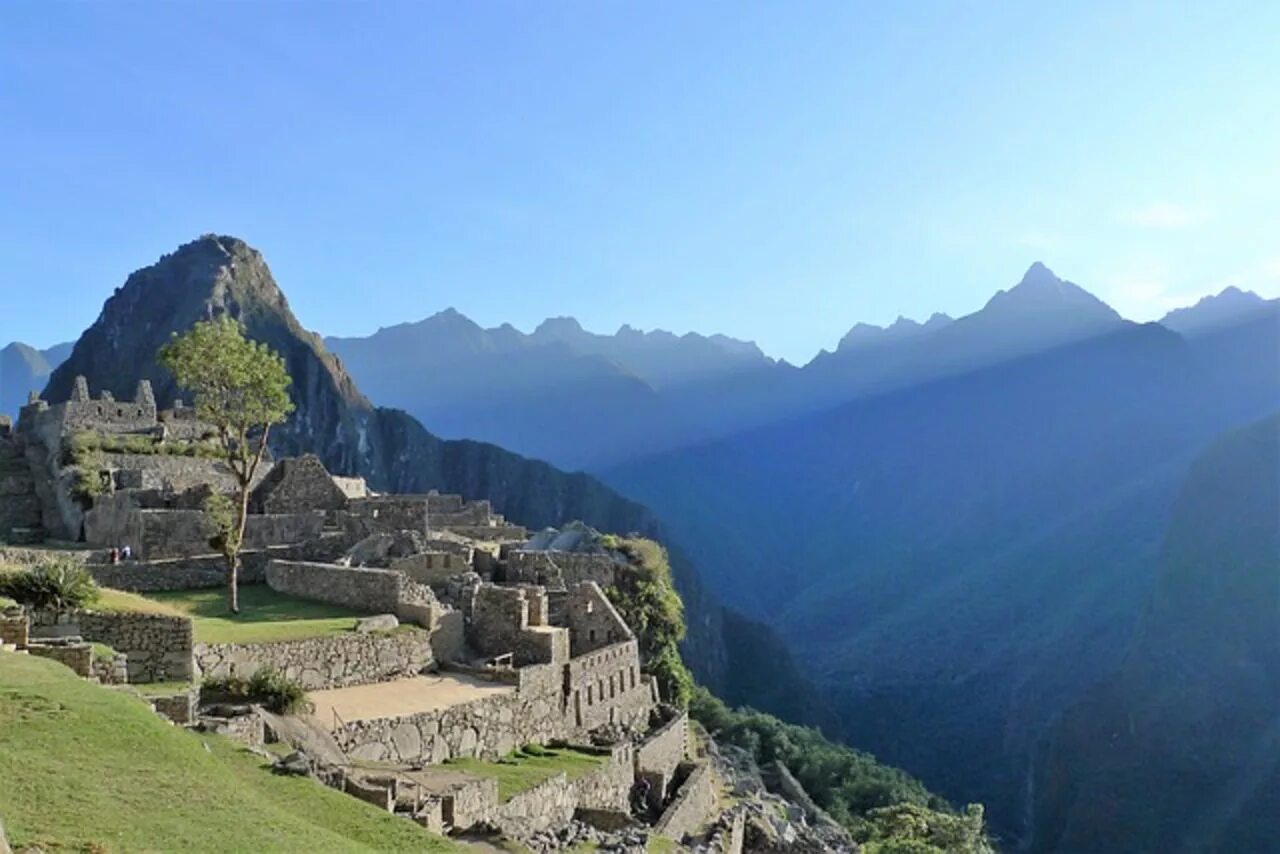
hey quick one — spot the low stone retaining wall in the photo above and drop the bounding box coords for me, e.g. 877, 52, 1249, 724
150, 686, 197, 724
193, 630, 433, 690
266, 560, 444, 629
0, 612, 28, 648
654, 762, 718, 842
28, 641, 92, 676
636, 710, 689, 800
84, 545, 330, 593
93, 651, 129, 684
492, 744, 632, 838
29, 610, 193, 682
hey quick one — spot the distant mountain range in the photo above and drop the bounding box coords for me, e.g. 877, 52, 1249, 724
322, 262, 1268, 471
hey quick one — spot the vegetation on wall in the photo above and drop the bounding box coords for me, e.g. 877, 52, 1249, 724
601, 535, 695, 708
64, 431, 222, 463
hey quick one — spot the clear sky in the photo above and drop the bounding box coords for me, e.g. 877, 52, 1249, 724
2, 1, 1278, 363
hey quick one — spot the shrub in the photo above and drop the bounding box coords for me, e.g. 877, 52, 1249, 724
0, 560, 100, 610
201, 667, 307, 714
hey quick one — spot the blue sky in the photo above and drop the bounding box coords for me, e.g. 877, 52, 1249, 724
2, 1, 1277, 363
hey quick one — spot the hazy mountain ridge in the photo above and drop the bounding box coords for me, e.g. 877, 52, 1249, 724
326, 262, 1136, 469
1, 341, 71, 420
1159, 285, 1279, 335
324, 309, 782, 468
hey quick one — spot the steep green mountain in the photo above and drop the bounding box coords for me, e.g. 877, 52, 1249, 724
38, 234, 822, 724
1033, 414, 1280, 852
604, 312, 1280, 841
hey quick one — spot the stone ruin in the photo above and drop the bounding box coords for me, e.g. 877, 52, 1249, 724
0, 378, 743, 849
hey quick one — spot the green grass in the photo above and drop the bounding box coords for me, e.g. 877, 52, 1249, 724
90, 641, 117, 660
0, 652, 460, 853
94, 587, 186, 616
647, 837, 678, 854
145, 585, 371, 644
127, 680, 194, 698
445, 745, 607, 802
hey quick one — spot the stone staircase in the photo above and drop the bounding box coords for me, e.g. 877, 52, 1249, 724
0, 435, 44, 544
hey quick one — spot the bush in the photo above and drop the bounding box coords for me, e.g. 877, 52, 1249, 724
201, 667, 307, 714
0, 560, 100, 610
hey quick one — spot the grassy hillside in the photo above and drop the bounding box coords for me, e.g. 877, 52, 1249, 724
0, 653, 458, 853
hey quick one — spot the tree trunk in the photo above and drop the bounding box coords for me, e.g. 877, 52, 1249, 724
229, 483, 251, 615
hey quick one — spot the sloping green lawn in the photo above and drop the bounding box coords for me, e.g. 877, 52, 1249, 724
0, 652, 459, 852
145, 585, 368, 643
445, 745, 606, 802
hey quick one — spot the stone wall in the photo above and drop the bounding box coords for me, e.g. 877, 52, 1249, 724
505, 550, 620, 589
491, 744, 632, 838
654, 762, 718, 843
151, 686, 197, 724
566, 639, 650, 731
28, 640, 93, 676
250, 454, 348, 514
194, 629, 432, 690
0, 612, 28, 648
92, 650, 129, 684
265, 560, 447, 629
636, 710, 690, 800
448, 525, 528, 542
564, 582, 633, 656
471, 584, 569, 666
29, 609, 193, 682
267, 560, 404, 613
347, 497, 428, 535
335, 670, 571, 764
391, 551, 470, 586
83, 546, 339, 593
99, 453, 238, 495
86, 505, 323, 560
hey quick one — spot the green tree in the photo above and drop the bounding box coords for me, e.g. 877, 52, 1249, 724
158, 318, 293, 613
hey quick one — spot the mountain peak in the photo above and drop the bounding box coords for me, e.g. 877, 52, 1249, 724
1160, 286, 1277, 335
983, 263, 1120, 321
1018, 261, 1060, 288
534, 316, 586, 338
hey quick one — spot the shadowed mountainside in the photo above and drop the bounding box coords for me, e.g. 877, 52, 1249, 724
1033, 413, 1280, 852
603, 305, 1280, 841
